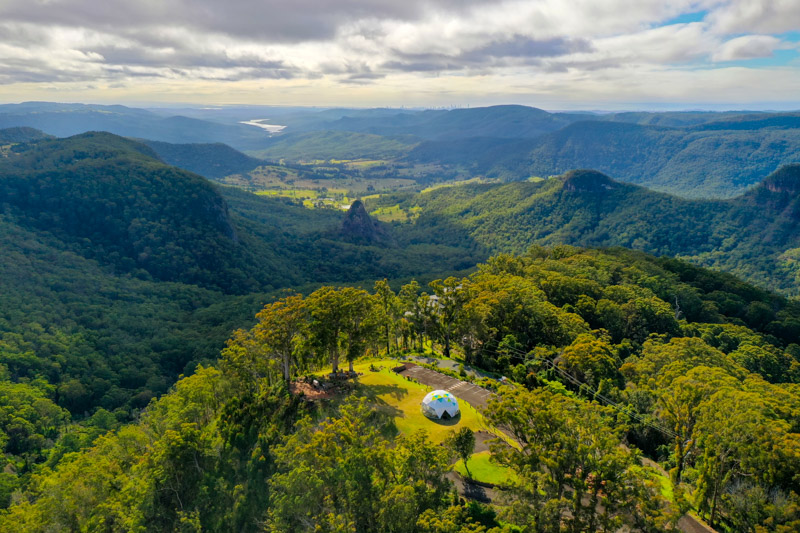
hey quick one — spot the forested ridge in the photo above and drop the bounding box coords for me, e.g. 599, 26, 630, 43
0, 132, 483, 510
4, 104, 800, 199
382, 166, 800, 297
1, 246, 799, 531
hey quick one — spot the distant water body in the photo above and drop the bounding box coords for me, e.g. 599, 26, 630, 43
240, 119, 286, 134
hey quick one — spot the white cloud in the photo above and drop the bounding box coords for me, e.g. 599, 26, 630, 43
707, 0, 800, 34
0, 0, 796, 107
712, 34, 787, 62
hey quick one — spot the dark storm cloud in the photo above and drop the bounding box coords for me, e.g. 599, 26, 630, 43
0, 0, 488, 43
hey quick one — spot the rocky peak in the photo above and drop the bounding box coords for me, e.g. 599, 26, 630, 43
340, 200, 385, 243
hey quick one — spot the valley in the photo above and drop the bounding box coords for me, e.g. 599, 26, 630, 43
0, 104, 799, 532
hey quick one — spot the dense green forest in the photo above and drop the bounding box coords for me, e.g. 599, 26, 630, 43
2, 247, 799, 532
376, 166, 800, 296
142, 140, 265, 180
251, 131, 420, 162
0, 132, 482, 293
2, 125, 800, 532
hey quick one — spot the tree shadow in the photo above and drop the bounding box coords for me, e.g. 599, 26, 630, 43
462, 480, 492, 503
354, 381, 408, 438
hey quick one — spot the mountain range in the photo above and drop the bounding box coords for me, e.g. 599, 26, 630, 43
3, 103, 800, 198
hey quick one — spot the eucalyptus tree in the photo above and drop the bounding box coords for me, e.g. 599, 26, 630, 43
252, 294, 309, 383
307, 286, 381, 373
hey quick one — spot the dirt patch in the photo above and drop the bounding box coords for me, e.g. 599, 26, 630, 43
474, 430, 497, 453
290, 381, 334, 400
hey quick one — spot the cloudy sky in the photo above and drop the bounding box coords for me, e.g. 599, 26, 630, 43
0, 0, 798, 109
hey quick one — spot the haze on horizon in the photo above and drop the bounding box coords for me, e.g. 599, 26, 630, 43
0, 0, 799, 110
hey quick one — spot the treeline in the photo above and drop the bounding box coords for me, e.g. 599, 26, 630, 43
3, 247, 800, 531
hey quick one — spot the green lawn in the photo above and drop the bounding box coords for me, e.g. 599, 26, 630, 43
454, 451, 518, 486
352, 360, 491, 444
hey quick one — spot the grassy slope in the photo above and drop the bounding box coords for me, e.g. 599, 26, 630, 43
353, 361, 489, 443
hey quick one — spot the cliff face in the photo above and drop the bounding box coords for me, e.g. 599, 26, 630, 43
745, 164, 800, 219
340, 200, 385, 243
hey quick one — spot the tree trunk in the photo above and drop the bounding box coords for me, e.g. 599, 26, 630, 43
283, 353, 291, 383
673, 438, 685, 483
709, 473, 720, 527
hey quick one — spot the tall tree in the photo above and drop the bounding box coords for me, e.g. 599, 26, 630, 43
373, 279, 399, 355
340, 288, 381, 372
252, 294, 308, 383
307, 286, 350, 373
428, 277, 470, 359
307, 287, 380, 373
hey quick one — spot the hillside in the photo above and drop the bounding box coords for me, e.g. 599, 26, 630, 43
409, 120, 800, 198
0, 132, 485, 431
2, 247, 799, 531
0, 127, 52, 143
388, 166, 800, 295
250, 130, 420, 161
143, 140, 264, 179
0, 132, 263, 292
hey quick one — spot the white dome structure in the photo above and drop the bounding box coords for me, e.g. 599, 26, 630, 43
421, 390, 460, 419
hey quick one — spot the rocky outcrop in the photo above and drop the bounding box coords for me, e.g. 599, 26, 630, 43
340, 200, 386, 243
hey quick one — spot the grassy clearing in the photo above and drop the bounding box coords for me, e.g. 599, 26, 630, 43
454, 451, 518, 486
256, 189, 319, 199
370, 204, 409, 222
352, 360, 491, 444
420, 177, 494, 194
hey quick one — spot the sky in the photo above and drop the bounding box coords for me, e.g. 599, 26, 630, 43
0, 0, 798, 110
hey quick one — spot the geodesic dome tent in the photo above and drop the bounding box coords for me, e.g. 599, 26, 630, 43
421, 390, 460, 419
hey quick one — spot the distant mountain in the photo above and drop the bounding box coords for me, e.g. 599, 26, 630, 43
0, 102, 273, 151
409, 119, 800, 198
691, 112, 800, 131
297, 105, 593, 141
602, 110, 757, 127
395, 165, 800, 295
143, 140, 264, 179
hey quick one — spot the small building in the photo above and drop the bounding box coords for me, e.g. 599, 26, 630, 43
421, 390, 460, 419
